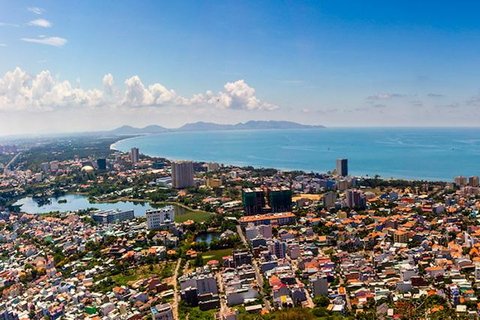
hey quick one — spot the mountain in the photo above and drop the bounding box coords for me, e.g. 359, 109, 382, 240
177, 120, 325, 132
109, 125, 168, 135
109, 121, 324, 135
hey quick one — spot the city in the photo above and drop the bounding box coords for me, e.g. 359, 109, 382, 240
0, 139, 479, 320
2, 1, 480, 319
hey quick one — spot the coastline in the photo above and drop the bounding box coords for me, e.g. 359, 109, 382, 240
110, 133, 455, 183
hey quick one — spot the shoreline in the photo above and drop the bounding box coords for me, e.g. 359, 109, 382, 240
110, 134, 456, 183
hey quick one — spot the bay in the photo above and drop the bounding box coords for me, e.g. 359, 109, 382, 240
111, 127, 480, 181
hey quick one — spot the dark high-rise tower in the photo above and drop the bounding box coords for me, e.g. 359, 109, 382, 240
336, 158, 348, 177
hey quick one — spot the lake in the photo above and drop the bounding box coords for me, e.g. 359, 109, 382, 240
195, 232, 220, 244
112, 127, 480, 181
14, 194, 185, 218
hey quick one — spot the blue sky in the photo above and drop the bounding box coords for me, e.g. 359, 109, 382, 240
1, 1, 480, 134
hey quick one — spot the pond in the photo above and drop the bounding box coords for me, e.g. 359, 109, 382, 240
13, 194, 187, 218
195, 232, 220, 244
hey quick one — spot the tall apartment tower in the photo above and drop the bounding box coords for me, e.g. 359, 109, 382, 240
131, 147, 140, 164
267, 186, 292, 213
171, 161, 194, 189
242, 188, 265, 215
336, 158, 348, 177
469, 176, 479, 187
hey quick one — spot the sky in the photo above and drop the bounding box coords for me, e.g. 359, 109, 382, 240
1, 1, 480, 135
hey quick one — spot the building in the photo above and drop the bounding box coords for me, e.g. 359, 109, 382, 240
49, 160, 60, 171
311, 275, 328, 296
242, 188, 265, 215
267, 186, 292, 213
41, 162, 49, 172
239, 212, 296, 227
336, 158, 348, 177
475, 263, 480, 280
232, 249, 253, 267
206, 178, 222, 188
151, 303, 174, 320
268, 239, 286, 258
454, 175, 467, 187
179, 272, 219, 309
469, 176, 479, 187
146, 207, 175, 230
97, 158, 107, 171
206, 162, 220, 172
345, 189, 366, 209
130, 147, 140, 164
323, 191, 337, 208
393, 230, 409, 243
171, 161, 194, 189
91, 209, 134, 224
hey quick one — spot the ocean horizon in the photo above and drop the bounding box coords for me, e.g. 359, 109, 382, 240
111, 127, 480, 182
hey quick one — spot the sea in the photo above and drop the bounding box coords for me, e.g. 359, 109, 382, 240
111, 127, 480, 182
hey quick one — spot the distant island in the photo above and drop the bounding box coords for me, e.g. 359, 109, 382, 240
109, 121, 325, 135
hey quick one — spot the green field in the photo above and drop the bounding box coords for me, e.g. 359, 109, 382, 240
111, 262, 174, 285
174, 208, 212, 223
201, 248, 233, 264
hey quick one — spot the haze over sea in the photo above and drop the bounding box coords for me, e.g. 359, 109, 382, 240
112, 127, 480, 182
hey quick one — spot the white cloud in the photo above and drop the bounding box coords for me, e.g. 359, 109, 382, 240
28, 7, 45, 15
21, 36, 67, 47
0, 68, 279, 113
28, 19, 52, 28
0, 43, 7, 47
208, 80, 278, 111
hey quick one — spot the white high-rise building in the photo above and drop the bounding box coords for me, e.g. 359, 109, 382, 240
146, 207, 175, 230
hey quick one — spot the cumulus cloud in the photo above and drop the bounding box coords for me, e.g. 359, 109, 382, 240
0, 68, 103, 111
28, 19, 52, 28
0, 68, 279, 112
21, 36, 67, 47
28, 7, 45, 15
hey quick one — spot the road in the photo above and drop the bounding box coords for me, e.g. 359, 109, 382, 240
291, 260, 315, 308
236, 225, 271, 311
216, 272, 228, 316
172, 258, 182, 320
4, 151, 22, 172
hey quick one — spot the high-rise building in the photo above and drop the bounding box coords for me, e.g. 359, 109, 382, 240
268, 239, 286, 258
146, 207, 175, 230
267, 186, 292, 213
242, 188, 265, 215
131, 147, 140, 164
345, 189, 366, 209
454, 175, 467, 187
171, 161, 194, 189
469, 176, 479, 187
323, 191, 337, 208
97, 158, 107, 171
336, 158, 348, 177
